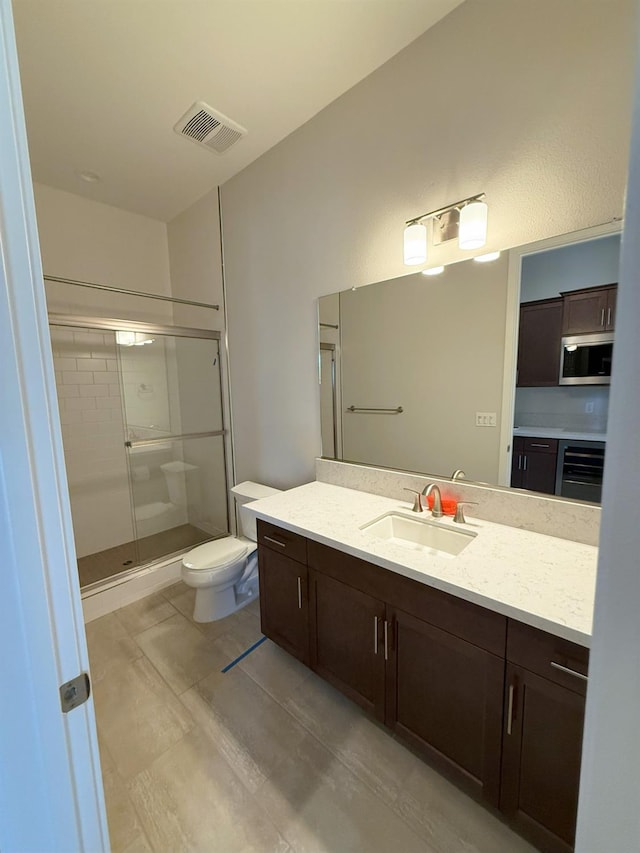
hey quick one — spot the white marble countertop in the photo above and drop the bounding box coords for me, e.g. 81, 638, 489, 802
513, 426, 607, 442
247, 481, 598, 648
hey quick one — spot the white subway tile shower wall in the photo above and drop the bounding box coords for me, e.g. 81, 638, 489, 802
316, 458, 600, 547
50, 327, 133, 557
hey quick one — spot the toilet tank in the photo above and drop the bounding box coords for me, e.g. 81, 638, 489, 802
231, 481, 282, 541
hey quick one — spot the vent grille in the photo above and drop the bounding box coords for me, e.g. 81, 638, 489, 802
174, 101, 246, 155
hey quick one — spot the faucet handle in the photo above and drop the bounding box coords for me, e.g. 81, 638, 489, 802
453, 501, 478, 524
403, 488, 424, 513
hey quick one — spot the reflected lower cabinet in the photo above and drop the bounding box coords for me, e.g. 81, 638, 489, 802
257, 520, 589, 853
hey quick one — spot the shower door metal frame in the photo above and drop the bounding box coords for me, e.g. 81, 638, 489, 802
48, 313, 230, 590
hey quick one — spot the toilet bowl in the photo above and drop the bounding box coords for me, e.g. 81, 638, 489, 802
180, 481, 281, 622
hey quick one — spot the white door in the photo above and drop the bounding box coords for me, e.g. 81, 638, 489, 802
0, 1, 108, 850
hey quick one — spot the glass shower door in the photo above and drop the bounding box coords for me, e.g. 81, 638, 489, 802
118, 325, 228, 565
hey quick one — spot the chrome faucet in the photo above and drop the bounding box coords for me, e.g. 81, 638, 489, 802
451, 469, 466, 481
422, 483, 444, 518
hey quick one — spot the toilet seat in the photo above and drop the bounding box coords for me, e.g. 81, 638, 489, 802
182, 536, 251, 572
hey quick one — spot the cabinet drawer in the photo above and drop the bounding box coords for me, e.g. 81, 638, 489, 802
257, 520, 307, 565
522, 437, 558, 454
507, 620, 588, 694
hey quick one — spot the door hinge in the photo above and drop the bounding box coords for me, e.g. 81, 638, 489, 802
59, 672, 91, 714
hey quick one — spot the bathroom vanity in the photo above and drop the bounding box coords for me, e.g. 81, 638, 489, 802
249, 481, 596, 853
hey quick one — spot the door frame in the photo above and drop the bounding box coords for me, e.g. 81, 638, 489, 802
0, 1, 108, 849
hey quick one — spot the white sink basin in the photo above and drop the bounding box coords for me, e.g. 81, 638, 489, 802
361, 512, 476, 558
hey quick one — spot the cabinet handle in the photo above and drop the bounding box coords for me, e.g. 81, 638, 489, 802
600, 307, 605, 327
550, 661, 588, 682
523, 454, 528, 471
517, 454, 522, 471
507, 684, 515, 735
384, 620, 389, 661
530, 443, 550, 448
297, 577, 302, 609
374, 616, 379, 655
264, 535, 286, 548
607, 307, 612, 327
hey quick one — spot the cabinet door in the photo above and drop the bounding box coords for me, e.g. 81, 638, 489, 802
511, 436, 525, 488
501, 663, 585, 853
517, 299, 563, 387
562, 288, 609, 334
605, 287, 617, 330
522, 448, 558, 495
258, 546, 309, 664
309, 571, 386, 720
386, 608, 504, 806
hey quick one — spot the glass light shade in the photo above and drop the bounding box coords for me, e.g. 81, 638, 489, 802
473, 251, 500, 263
459, 201, 488, 250
403, 222, 427, 265
421, 266, 445, 276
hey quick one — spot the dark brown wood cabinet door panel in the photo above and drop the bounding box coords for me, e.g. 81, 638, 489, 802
511, 436, 525, 488
561, 289, 609, 335
258, 546, 309, 663
522, 449, 558, 495
517, 299, 563, 387
501, 664, 585, 853
309, 571, 385, 719
388, 609, 504, 806
606, 287, 617, 330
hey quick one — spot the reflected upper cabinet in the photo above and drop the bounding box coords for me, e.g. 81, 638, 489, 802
561, 284, 617, 334
517, 299, 563, 387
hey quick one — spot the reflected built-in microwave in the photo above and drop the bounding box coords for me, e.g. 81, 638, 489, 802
559, 332, 613, 385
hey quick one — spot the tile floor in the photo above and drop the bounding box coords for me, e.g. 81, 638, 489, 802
86, 584, 536, 853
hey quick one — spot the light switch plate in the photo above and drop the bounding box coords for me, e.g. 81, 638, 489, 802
475, 412, 497, 427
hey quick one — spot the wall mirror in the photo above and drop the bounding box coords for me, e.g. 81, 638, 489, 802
318, 225, 621, 505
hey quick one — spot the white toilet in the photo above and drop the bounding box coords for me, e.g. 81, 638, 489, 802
180, 481, 281, 622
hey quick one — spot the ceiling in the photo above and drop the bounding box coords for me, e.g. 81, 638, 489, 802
12, 0, 463, 222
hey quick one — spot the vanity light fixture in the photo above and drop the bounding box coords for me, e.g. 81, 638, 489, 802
403, 193, 487, 265
421, 266, 445, 276
473, 251, 501, 263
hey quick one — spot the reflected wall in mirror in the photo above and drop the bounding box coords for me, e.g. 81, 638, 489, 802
318, 226, 621, 504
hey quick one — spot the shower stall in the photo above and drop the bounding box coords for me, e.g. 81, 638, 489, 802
46, 277, 229, 590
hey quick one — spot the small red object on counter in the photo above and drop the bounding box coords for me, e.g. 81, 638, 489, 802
426, 493, 457, 516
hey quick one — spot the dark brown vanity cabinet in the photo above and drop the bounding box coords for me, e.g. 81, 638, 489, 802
309, 570, 386, 721
258, 521, 589, 852
387, 607, 505, 806
561, 284, 617, 334
511, 436, 559, 495
517, 298, 563, 387
501, 622, 588, 853
257, 521, 309, 664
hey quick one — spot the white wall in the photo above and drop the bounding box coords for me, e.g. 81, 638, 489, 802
221, 0, 635, 489
34, 183, 172, 558
167, 188, 230, 533
575, 22, 640, 849
338, 255, 509, 483
520, 234, 621, 303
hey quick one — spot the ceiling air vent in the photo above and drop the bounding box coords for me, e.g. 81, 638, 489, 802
174, 101, 247, 154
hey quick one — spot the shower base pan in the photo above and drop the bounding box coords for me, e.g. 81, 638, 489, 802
78, 523, 212, 588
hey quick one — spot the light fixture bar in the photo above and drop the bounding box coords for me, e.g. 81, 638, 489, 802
405, 193, 486, 227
